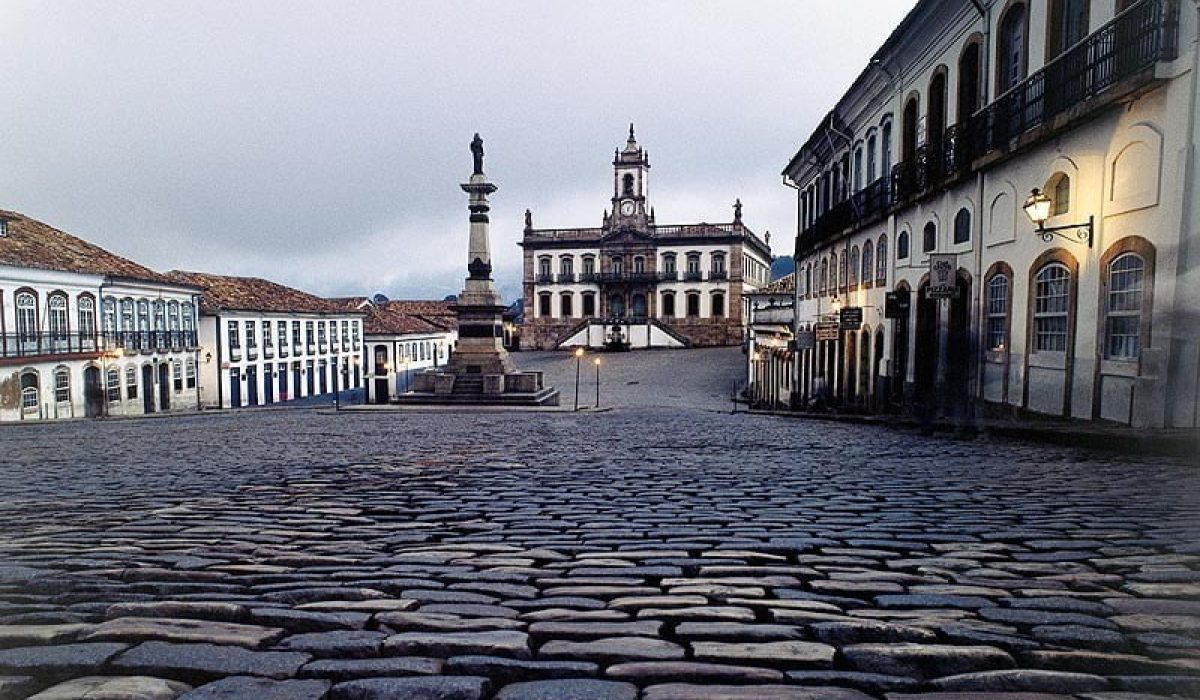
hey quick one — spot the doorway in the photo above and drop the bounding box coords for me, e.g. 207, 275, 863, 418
84, 366, 104, 418
914, 282, 938, 400
264, 366, 274, 405
247, 366, 259, 406
158, 363, 170, 411
142, 365, 155, 413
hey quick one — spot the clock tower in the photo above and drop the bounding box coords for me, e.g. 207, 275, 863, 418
611, 124, 650, 230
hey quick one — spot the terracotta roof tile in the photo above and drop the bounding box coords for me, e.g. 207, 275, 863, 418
358, 300, 456, 336
0, 209, 186, 286
167, 270, 357, 316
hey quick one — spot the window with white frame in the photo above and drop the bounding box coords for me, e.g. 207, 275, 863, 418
103, 298, 117, 335
228, 320, 240, 349
1104, 253, 1145, 360
173, 361, 183, 391
48, 294, 68, 340
15, 292, 37, 341
186, 359, 197, 388
245, 320, 257, 348
153, 300, 166, 331
1033, 263, 1071, 352
168, 301, 181, 331
54, 368, 70, 403
263, 320, 273, 348
106, 367, 121, 402
126, 366, 138, 399
986, 274, 1010, 351
20, 372, 38, 410
79, 296, 97, 340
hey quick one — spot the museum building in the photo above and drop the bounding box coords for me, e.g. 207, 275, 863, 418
519, 127, 774, 350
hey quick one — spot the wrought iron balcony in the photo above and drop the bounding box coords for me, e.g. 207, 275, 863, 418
596, 272, 659, 284
1, 332, 104, 360
683, 271, 704, 282
535, 273, 555, 284
709, 270, 729, 281
557, 273, 577, 283
657, 271, 679, 282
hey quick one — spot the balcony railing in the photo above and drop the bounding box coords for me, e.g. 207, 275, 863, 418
658, 271, 679, 282
683, 271, 705, 282
972, 0, 1177, 160
535, 273, 555, 284
558, 273, 577, 283
802, 0, 1177, 253
710, 270, 729, 281
596, 272, 659, 284
579, 272, 599, 283
1, 331, 198, 360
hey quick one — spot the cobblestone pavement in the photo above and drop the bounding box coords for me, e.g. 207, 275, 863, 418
0, 348, 1198, 699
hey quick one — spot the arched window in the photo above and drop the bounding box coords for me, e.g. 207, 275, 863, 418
1033, 262, 1071, 352
819, 259, 829, 294
876, 235, 888, 284
661, 292, 676, 318
1050, 173, 1071, 216
923, 222, 937, 253
866, 134, 878, 183
15, 291, 37, 341
805, 264, 813, 299
838, 250, 849, 291
537, 256, 552, 278
897, 231, 910, 260
1104, 253, 1145, 360
862, 241, 874, 286
538, 293, 552, 317
958, 40, 982, 120
662, 253, 677, 275
686, 292, 701, 318
622, 173, 635, 196
853, 148, 863, 192
78, 296, 97, 340
902, 96, 919, 162
986, 273, 1011, 351
711, 253, 726, 275
136, 300, 150, 331
881, 120, 893, 174
954, 208, 971, 244
20, 371, 38, 410
54, 367, 70, 403
610, 294, 626, 317
181, 302, 195, 331
560, 292, 574, 318
928, 69, 948, 149
582, 292, 596, 317
685, 253, 701, 275
120, 299, 135, 333
48, 294, 69, 340
633, 256, 646, 273
611, 256, 624, 274
581, 255, 596, 276
560, 256, 574, 277
830, 252, 839, 291
712, 292, 726, 318
167, 301, 181, 331
998, 3, 1028, 94
849, 246, 860, 287
102, 297, 117, 335
1048, 0, 1089, 60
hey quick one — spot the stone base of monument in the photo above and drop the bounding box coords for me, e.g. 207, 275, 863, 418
395, 370, 561, 406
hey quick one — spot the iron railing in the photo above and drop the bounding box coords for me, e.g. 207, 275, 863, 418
0, 331, 198, 359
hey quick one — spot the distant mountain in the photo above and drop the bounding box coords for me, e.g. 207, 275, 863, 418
771, 256, 795, 280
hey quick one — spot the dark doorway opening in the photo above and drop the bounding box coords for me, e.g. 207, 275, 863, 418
142, 365, 155, 414
84, 366, 103, 418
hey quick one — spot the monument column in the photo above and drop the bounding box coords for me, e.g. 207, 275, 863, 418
446, 133, 516, 376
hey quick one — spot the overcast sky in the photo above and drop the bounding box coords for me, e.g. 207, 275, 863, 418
1, 1, 913, 302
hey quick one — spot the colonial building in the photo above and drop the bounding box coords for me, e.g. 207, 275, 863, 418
0, 210, 202, 421
784, 0, 1199, 428
520, 127, 773, 350
168, 271, 365, 409
745, 273, 796, 410
336, 298, 458, 404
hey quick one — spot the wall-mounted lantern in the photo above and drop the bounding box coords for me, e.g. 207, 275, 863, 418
1022, 188, 1093, 248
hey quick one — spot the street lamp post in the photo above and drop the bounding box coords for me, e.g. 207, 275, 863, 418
594, 357, 601, 409
574, 347, 584, 411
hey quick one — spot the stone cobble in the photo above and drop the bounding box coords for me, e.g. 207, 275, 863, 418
0, 348, 1198, 698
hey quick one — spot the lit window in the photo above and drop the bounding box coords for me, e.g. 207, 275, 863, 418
1051, 174, 1071, 217
1033, 263, 1071, 352
1104, 253, 1145, 360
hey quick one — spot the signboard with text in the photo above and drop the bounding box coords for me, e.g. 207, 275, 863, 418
927, 254, 958, 299
839, 306, 863, 330
815, 322, 841, 342
794, 330, 816, 350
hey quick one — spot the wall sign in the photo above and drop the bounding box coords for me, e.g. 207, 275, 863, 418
927, 253, 958, 299
839, 307, 863, 330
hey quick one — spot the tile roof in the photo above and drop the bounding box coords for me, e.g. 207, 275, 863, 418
358, 300, 456, 336
0, 209, 187, 286
167, 270, 357, 316
750, 272, 796, 296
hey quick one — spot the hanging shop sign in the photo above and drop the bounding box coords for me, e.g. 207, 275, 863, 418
927, 253, 958, 299
839, 306, 863, 330
815, 322, 841, 342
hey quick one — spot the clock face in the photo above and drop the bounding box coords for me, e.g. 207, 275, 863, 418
620, 200, 635, 216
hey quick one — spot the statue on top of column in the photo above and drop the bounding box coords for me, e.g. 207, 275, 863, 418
470, 133, 485, 175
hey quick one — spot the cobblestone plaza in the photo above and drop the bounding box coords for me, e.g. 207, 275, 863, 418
0, 349, 1197, 699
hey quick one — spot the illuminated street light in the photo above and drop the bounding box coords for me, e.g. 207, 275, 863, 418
1022, 188, 1093, 248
